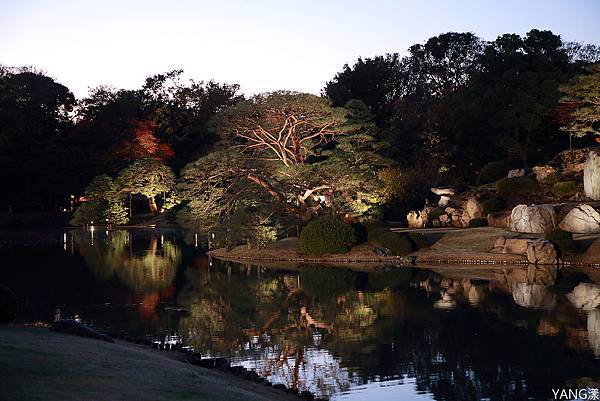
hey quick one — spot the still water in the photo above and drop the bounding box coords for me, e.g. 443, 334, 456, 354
2, 228, 600, 400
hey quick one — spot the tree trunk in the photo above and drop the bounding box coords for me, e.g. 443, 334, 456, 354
148, 195, 158, 214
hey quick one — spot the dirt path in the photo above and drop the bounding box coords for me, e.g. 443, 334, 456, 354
0, 326, 300, 401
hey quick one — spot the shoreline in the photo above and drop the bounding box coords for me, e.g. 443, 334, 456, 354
208, 227, 600, 269
0, 326, 314, 401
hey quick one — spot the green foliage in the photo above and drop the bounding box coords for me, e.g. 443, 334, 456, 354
496, 177, 537, 196
70, 174, 129, 226
102, 201, 129, 225
367, 228, 415, 256
299, 217, 356, 256
70, 202, 101, 225
553, 181, 577, 197
117, 158, 176, 200
482, 198, 506, 216
468, 218, 488, 227
299, 265, 357, 298
558, 63, 600, 138
476, 161, 509, 185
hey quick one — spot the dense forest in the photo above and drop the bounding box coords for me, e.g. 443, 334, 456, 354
1, 29, 599, 243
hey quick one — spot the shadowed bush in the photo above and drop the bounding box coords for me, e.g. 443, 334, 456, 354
553, 181, 577, 197
468, 218, 488, 227
477, 161, 509, 185
299, 217, 356, 256
496, 177, 537, 196
482, 198, 506, 216
407, 232, 429, 249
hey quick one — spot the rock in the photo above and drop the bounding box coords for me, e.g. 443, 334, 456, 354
510, 169, 527, 178
407, 207, 433, 228
510, 204, 557, 234
584, 150, 600, 200
487, 210, 512, 228
431, 187, 456, 207
566, 283, 600, 310
526, 240, 558, 265
559, 204, 600, 233
50, 319, 114, 343
508, 168, 526, 178
491, 236, 531, 255
439, 214, 449, 225
407, 211, 422, 229
462, 197, 483, 224
587, 310, 600, 357
532, 165, 557, 183
511, 283, 556, 309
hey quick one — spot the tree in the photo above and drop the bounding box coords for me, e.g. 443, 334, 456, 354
117, 158, 176, 213
0, 67, 76, 210
177, 93, 390, 240
70, 174, 128, 225
558, 63, 600, 141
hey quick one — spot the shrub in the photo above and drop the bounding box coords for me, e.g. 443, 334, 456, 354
482, 198, 506, 216
496, 177, 537, 196
553, 181, 577, 198
378, 167, 432, 211
299, 265, 357, 298
299, 217, 356, 256
368, 230, 415, 256
477, 161, 509, 185
407, 232, 429, 249
468, 218, 488, 227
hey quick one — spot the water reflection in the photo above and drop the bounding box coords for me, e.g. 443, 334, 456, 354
3, 229, 600, 401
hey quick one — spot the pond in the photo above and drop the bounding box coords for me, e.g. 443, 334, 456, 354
2, 228, 599, 401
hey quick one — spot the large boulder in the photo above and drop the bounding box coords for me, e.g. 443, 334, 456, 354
526, 240, 558, 265
584, 150, 600, 200
510, 204, 557, 234
559, 204, 600, 234
491, 236, 530, 254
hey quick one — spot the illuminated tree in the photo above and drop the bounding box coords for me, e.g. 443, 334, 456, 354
117, 158, 176, 213
558, 63, 600, 141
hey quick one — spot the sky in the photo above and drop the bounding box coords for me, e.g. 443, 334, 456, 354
1, 0, 599, 98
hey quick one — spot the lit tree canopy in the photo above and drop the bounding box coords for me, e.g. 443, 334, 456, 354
117, 158, 176, 213
177, 93, 391, 239
558, 63, 600, 138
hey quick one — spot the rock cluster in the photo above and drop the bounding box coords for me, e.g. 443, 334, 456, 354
491, 236, 558, 265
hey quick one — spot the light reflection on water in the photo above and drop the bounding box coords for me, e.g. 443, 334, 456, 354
2, 228, 600, 401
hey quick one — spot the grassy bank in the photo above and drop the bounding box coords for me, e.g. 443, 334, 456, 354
0, 326, 300, 401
